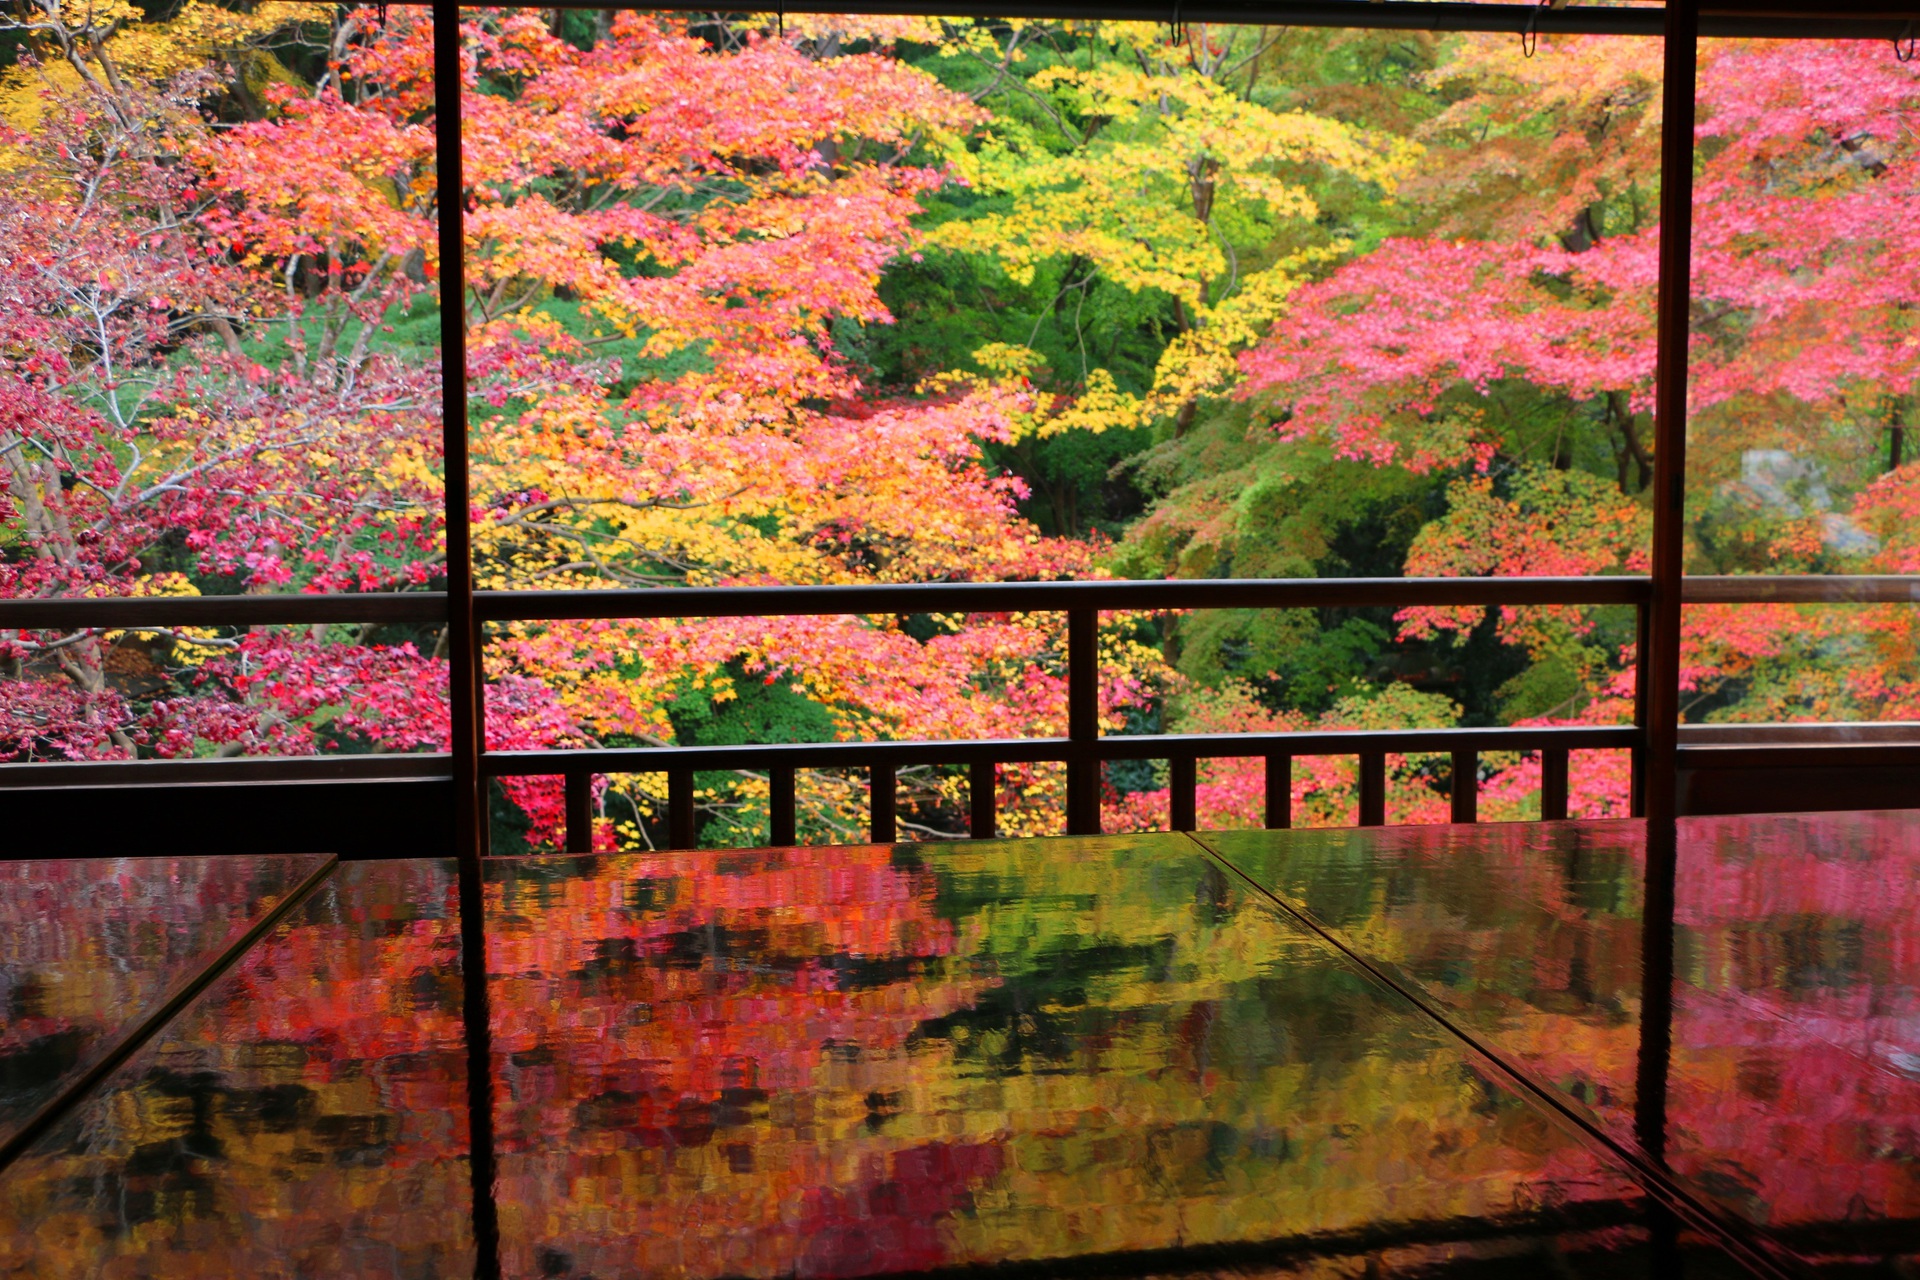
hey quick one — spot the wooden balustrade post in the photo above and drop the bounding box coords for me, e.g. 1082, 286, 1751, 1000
1264, 754, 1293, 830
1358, 752, 1386, 827
564, 770, 593, 853
970, 761, 996, 839
1066, 608, 1101, 835
870, 763, 896, 844
667, 768, 696, 850
1541, 749, 1571, 821
1450, 750, 1478, 825
1169, 756, 1197, 831
769, 765, 796, 847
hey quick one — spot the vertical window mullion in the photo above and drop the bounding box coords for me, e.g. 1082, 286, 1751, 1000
1645, 0, 1698, 827
433, 7, 504, 1278
433, 0, 482, 860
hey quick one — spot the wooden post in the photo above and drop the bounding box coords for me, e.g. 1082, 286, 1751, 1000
1450, 750, 1478, 824
1169, 756, 1197, 831
1643, 0, 1698, 827
563, 770, 593, 853
668, 767, 696, 849
870, 762, 896, 843
1066, 608, 1101, 835
1264, 754, 1292, 829
432, 7, 501, 1275
1357, 752, 1386, 827
769, 765, 796, 846
1541, 749, 1570, 821
969, 761, 996, 839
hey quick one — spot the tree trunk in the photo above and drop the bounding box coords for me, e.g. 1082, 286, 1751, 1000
1609, 391, 1653, 494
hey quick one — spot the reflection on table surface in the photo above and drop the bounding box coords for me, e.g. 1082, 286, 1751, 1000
0, 853, 329, 1151
483, 836, 1734, 1279
0, 860, 474, 1278
1197, 811, 1920, 1275
13, 818, 1917, 1276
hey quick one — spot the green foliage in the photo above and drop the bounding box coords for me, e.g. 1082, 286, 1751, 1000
664, 661, 839, 751
488, 777, 538, 858
988, 427, 1153, 538
1494, 654, 1590, 723
1174, 610, 1393, 716
662, 659, 840, 848
226, 295, 441, 373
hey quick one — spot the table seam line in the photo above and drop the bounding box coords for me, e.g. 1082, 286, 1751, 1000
1186, 833, 1805, 1280
0, 852, 342, 1176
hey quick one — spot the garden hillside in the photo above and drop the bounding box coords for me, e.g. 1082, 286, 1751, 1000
2, 5, 1917, 844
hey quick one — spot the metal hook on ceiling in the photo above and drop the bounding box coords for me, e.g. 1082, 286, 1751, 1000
1896, 18, 1917, 62
1168, 0, 1188, 49
1521, 0, 1545, 58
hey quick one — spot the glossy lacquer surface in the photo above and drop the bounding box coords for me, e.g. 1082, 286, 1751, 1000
0, 853, 329, 1151
1198, 812, 1920, 1274
485, 835, 1739, 1279
0, 859, 473, 1279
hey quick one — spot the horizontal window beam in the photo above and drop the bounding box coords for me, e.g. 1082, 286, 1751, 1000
0, 593, 445, 629
481, 725, 1642, 775
371, 0, 1920, 41
1678, 741, 1920, 768
0, 754, 452, 789
7, 575, 1920, 630
1676, 720, 1920, 743
474, 576, 1647, 621
1679, 575, 1920, 603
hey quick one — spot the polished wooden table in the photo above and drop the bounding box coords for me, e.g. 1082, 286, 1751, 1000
1, 814, 1915, 1277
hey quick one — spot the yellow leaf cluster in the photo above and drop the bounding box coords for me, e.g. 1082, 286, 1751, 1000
937, 61, 1413, 301
1, 0, 326, 144
107, 2, 330, 82
1145, 245, 1341, 413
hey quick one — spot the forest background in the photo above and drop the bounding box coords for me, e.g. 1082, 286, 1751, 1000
3, 2, 1919, 849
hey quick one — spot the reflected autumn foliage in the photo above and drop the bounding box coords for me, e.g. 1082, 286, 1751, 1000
1201, 810, 1920, 1270
0, 853, 325, 1148
1667, 813, 1920, 1254
17, 822, 1908, 1275
0, 861, 473, 1278
488, 837, 1655, 1278
488, 844, 1000, 1279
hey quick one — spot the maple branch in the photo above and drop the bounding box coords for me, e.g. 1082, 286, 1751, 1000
1219, 30, 1280, 94
12, 627, 241, 657
1608, 391, 1652, 494
322, 13, 364, 98
124, 433, 334, 508
490, 488, 740, 521
965, 38, 1083, 148
498, 521, 703, 584
214, 709, 288, 757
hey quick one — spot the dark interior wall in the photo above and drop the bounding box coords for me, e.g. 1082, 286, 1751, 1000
0, 754, 1915, 859
1677, 745, 1920, 817
0, 778, 454, 861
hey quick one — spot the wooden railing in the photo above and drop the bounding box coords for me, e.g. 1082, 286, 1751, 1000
5, 573, 1919, 847
472, 576, 1648, 847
